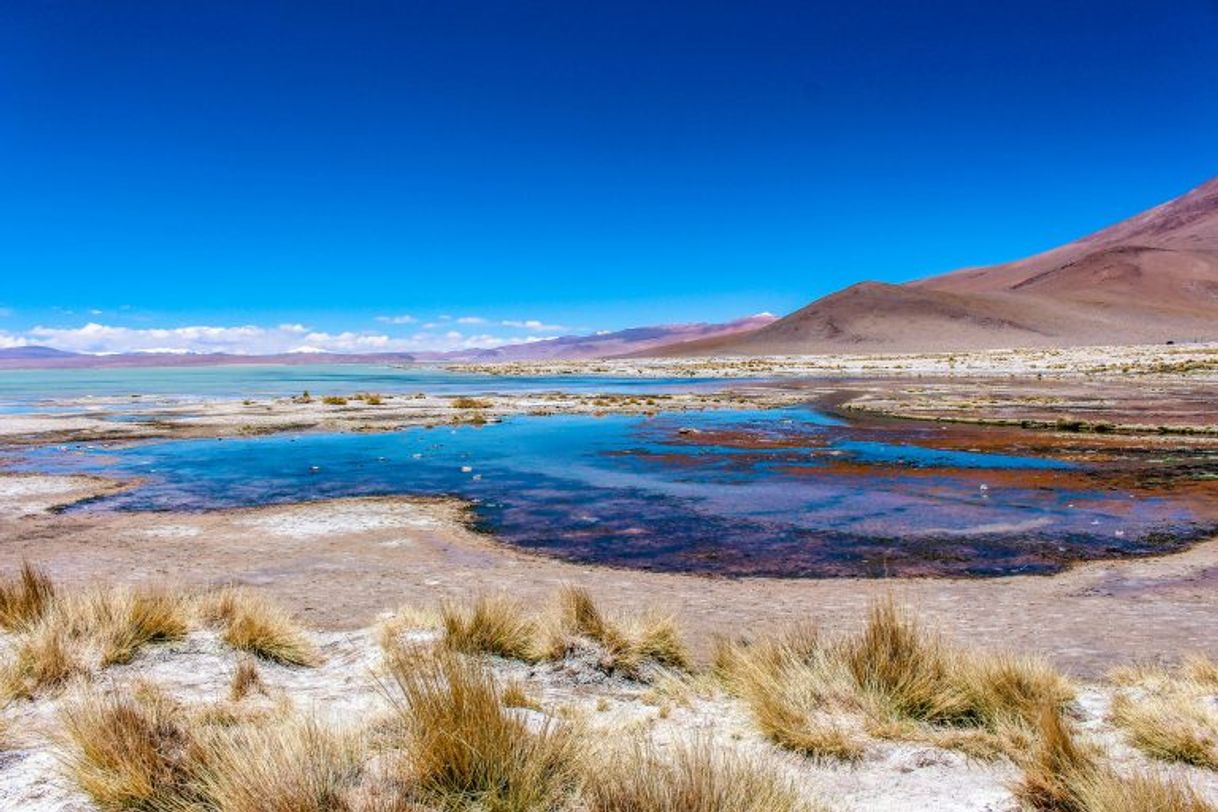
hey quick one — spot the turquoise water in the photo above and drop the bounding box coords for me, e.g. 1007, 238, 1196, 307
0, 363, 730, 411
18, 405, 1206, 578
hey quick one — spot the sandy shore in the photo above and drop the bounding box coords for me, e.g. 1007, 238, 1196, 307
3, 473, 1216, 679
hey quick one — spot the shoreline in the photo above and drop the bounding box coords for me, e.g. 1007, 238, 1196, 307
3, 470, 1217, 678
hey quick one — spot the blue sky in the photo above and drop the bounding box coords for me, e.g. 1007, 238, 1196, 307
1, 1, 1216, 353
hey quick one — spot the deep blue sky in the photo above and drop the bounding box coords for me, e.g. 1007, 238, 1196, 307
2, 1, 1216, 352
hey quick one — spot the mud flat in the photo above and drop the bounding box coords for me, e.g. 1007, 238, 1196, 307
448, 341, 1218, 379
0, 388, 806, 446
2, 474, 1216, 677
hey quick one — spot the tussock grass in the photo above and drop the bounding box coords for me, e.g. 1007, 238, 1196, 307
436, 587, 691, 679
1, 626, 85, 700
1014, 705, 1215, 812
202, 587, 320, 666
451, 396, 492, 409
553, 586, 691, 676
383, 643, 581, 810
96, 588, 191, 666
1107, 656, 1218, 769
59, 686, 202, 810
501, 679, 541, 711
1111, 693, 1218, 769
714, 600, 1071, 762
229, 658, 266, 702
582, 737, 821, 812
60, 683, 364, 812
442, 593, 542, 662
0, 562, 55, 631
189, 718, 365, 812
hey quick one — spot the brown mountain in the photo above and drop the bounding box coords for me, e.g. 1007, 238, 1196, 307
427, 314, 777, 361
649, 177, 1218, 356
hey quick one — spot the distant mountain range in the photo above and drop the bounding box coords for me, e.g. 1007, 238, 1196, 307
0, 315, 775, 369
650, 177, 1218, 355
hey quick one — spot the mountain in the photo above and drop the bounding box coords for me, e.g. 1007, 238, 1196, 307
0, 345, 79, 359
648, 177, 1218, 356
428, 314, 778, 362
0, 316, 776, 369
0, 350, 418, 370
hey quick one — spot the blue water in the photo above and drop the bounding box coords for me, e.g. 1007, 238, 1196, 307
0, 363, 735, 412
18, 405, 1203, 577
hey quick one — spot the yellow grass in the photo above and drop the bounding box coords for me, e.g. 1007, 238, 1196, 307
714, 600, 1071, 762
452, 396, 492, 409
442, 593, 542, 662
1111, 692, 1218, 769
59, 687, 201, 810
554, 585, 690, 676
1, 626, 85, 700
501, 679, 541, 711
1013, 705, 1215, 812
188, 718, 366, 812
202, 587, 320, 666
582, 737, 822, 812
383, 643, 581, 810
229, 658, 266, 702
0, 562, 55, 631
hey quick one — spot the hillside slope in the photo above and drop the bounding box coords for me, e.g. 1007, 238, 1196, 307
651, 177, 1218, 356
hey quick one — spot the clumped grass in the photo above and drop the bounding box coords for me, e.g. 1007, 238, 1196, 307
229, 658, 266, 702
714, 600, 1071, 762
59, 686, 202, 810
383, 644, 581, 810
582, 737, 821, 812
98, 588, 191, 666
552, 586, 691, 676
451, 396, 492, 409
1111, 693, 1218, 769
0, 562, 55, 631
322, 395, 349, 405
202, 587, 320, 666
1107, 656, 1218, 769
442, 593, 542, 662
60, 683, 365, 812
1014, 705, 1215, 812
501, 679, 540, 711
1, 626, 85, 700
189, 718, 365, 812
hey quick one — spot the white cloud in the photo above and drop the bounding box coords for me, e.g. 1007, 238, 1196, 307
501, 319, 568, 332
456, 316, 486, 324
375, 314, 416, 324
12, 321, 529, 355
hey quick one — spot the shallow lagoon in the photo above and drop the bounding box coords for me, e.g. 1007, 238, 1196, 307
21, 405, 1210, 577
0, 363, 730, 412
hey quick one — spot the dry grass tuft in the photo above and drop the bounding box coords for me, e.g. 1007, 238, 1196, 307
1, 626, 85, 700
1013, 705, 1215, 812
501, 679, 541, 711
59, 686, 202, 810
553, 586, 690, 676
188, 718, 365, 812
582, 737, 821, 812
98, 588, 191, 666
229, 658, 267, 702
202, 587, 320, 666
714, 601, 1071, 763
1110, 691, 1218, 769
0, 562, 55, 631
1108, 655, 1218, 769
442, 593, 542, 662
383, 643, 581, 810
